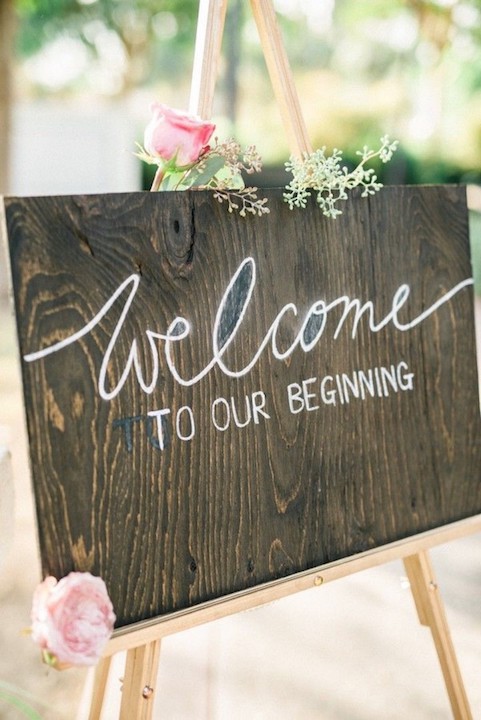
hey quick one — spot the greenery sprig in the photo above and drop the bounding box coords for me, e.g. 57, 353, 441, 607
284, 135, 399, 218
197, 138, 269, 217
137, 137, 270, 217
139, 104, 398, 219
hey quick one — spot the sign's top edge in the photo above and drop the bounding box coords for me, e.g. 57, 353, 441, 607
1, 183, 468, 204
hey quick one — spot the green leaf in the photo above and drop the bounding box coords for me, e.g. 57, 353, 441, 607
189, 155, 226, 187
159, 171, 187, 191
213, 165, 245, 189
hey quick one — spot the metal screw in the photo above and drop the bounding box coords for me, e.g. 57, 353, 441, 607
314, 575, 324, 586
142, 686, 154, 699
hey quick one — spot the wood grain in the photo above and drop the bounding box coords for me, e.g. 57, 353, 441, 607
4, 186, 481, 628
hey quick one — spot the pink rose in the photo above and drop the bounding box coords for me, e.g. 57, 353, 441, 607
31, 572, 116, 667
144, 103, 215, 167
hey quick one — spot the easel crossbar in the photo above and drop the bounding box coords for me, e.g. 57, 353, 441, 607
105, 514, 481, 655
89, 516, 481, 720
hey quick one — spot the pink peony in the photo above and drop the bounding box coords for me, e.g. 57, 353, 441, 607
31, 572, 116, 667
144, 103, 215, 167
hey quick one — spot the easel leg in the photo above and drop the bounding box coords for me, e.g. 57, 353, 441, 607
189, 0, 228, 119
249, 0, 312, 156
403, 551, 472, 720
119, 640, 161, 720
88, 656, 112, 720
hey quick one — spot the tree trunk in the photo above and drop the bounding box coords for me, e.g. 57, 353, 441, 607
0, 0, 13, 298
0, 0, 13, 196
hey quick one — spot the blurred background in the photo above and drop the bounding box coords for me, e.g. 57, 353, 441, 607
3, 0, 481, 191
1, 1, 481, 718
1, 0, 481, 290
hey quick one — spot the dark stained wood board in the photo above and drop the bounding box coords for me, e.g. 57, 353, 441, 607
3, 186, 481, 628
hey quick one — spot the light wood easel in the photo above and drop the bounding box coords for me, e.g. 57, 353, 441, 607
87, 2, 478, 718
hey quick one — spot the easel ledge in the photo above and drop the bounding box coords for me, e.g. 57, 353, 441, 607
105, 514, 481, 655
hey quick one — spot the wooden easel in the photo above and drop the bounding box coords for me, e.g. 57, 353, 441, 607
87, 2, 478, 718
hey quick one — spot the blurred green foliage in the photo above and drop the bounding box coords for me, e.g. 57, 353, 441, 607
13, 0, 481, 183
15, 0, 198, 90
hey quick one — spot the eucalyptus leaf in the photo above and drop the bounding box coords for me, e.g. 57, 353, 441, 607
189, 155, 226, 187
213, 165, 245, 189
159, 171, 188, 191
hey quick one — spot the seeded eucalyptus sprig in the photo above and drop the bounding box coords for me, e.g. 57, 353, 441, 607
196, 138, 270, 217
283, 135, 399, 218
137, 135, 269, 217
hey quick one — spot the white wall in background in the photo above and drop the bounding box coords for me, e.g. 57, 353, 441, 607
9, 101, 142, 196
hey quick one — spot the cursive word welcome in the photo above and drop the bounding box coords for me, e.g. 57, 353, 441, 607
23, 257, 473, 401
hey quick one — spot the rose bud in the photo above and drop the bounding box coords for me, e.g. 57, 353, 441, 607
144, 103, 215, 167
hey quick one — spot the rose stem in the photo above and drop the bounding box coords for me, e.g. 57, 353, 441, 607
151, 166, 165, 192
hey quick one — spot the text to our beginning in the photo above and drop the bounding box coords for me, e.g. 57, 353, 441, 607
113, 360, 415, 452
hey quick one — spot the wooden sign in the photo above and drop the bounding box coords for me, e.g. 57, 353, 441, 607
3, 185, 481, 629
